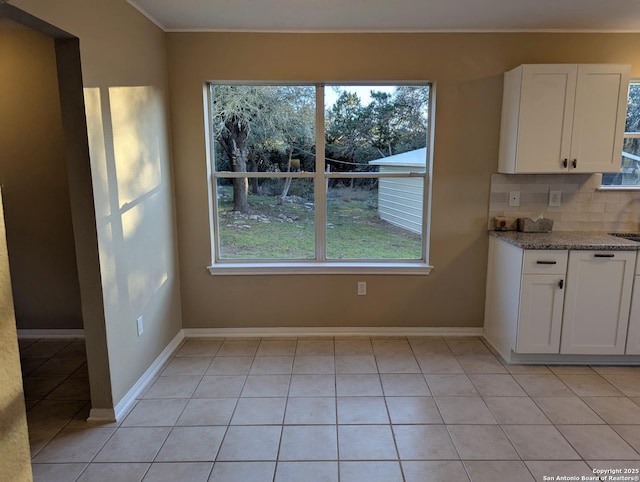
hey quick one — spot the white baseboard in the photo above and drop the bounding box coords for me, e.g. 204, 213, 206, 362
111, 330, 185, 421
87, 408, 116, 423
182, 326, 484, 338
18, 329, 85, 339
85, 325, 482, 422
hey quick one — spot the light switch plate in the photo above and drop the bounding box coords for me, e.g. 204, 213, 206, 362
549, 189, 562, 207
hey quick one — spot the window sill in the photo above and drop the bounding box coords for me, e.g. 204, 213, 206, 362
207, 262, 433, 276
597, 185, 640, 191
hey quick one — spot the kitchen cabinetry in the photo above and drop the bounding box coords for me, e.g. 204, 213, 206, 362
498, 64, 630, 174
627, 284, 640, 354
484, 237, 567, 361
518, 274, 565, 353
484, 235, 637, 362
561, 250, 635, 355
626, 254, 640, 354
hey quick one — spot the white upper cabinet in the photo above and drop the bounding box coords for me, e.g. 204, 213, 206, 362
498, 64, 630, 174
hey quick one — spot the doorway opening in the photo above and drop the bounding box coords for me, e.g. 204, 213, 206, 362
0, 3, 111, 424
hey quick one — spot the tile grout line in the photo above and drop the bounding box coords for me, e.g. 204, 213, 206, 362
211, 338, 252, 467
272, 336, 296, 481
333, 336, 342, 481
26, 335, 640, 480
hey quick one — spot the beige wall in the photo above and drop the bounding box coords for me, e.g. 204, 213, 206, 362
11, 0, 182, 407
166, 32, 640, 329
0, 19, 83, 331
0, 192, 32, 482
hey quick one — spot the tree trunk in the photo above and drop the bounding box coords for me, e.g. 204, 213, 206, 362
220, 115, 249, 212
279, 147, 294, 204
233, 177, 249, 212
230, 139, 249, 212
248, 157, 260, 195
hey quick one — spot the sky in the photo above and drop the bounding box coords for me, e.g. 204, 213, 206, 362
324, 85, 396, 109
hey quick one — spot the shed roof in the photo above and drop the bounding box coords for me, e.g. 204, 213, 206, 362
368, 148, 427, 167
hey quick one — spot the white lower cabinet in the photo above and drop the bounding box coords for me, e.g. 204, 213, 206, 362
624, 254, 640, 354
484, 236, 638, 361
626, 280, 640, 354
516, 274, 564, 354
484, 237, 568, 360
626, 273, 640, 354
561, 250, 635, 355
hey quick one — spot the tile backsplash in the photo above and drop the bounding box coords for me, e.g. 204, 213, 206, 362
488, 173, 640, 232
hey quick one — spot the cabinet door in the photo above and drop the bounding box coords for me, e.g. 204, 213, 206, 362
515, 65, 577, 173
516, 275, 564, 354
626, 278, 640, 354
561, 250, 636, 355
570, 64, 630, 173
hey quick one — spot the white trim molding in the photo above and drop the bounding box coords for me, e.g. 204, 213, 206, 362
90, 326, 481, 422
17, 329, 85, 339
183, 326, 483, 338
87, 408, 116, 423
113, 330, 185, 421
208, 262, 433, 276
482, 335, 640, 365
90, 330, 185, 422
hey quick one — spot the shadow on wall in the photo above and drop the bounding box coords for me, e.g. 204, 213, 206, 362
84, 86, 170, 331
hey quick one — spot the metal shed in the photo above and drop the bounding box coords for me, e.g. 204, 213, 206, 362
368, 148, 426, 235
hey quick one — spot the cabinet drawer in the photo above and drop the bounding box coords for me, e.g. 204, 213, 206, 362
523, 250, 568, 274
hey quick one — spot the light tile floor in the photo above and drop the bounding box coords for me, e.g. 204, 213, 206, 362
21, 336, 640, 481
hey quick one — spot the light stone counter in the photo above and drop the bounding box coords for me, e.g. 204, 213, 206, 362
489, 231, 640, 250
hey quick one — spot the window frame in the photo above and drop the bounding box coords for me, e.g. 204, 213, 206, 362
600, 79, 640, 190
205, 82, 435, 275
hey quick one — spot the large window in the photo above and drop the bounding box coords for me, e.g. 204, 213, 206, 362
206, 83, 433, 274
601, 81, 640, 187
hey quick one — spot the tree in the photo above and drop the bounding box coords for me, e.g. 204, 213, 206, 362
324, 86, 430, 185
212, 84, 430, 208
213, 85, 261, 212
626, 83, 640, 156
212, 85, 315, 212
391, 85, 431, 154
325, 91, 370, 162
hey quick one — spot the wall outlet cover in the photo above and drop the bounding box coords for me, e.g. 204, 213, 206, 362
357, 281, 366, 296
508, 191, 520, 207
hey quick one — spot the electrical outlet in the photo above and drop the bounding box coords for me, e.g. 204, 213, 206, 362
137, 316, 144, 336
357, 281, 367, 296
508, 191, 520, 207
549, 189, 562, 207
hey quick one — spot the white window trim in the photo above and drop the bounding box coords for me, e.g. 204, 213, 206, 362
207, 262, 433, 276
205, 82, 435, 275
600, 80, 640, 190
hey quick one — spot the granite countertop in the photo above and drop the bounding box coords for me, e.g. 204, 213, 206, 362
489, 231, 640, 250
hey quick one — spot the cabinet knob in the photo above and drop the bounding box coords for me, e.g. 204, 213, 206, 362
562, 159, 568, 168
594, 253, 615, 258
558, 279, 564, 289
572, 159, 577, 168
536, 260, 557, 265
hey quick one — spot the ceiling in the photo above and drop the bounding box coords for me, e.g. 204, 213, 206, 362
128, 0, 640, 33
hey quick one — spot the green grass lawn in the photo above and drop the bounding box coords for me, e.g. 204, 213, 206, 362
216, 186, 422, 260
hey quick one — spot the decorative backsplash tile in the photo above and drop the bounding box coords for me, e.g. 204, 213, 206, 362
488, 173, 640, 232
